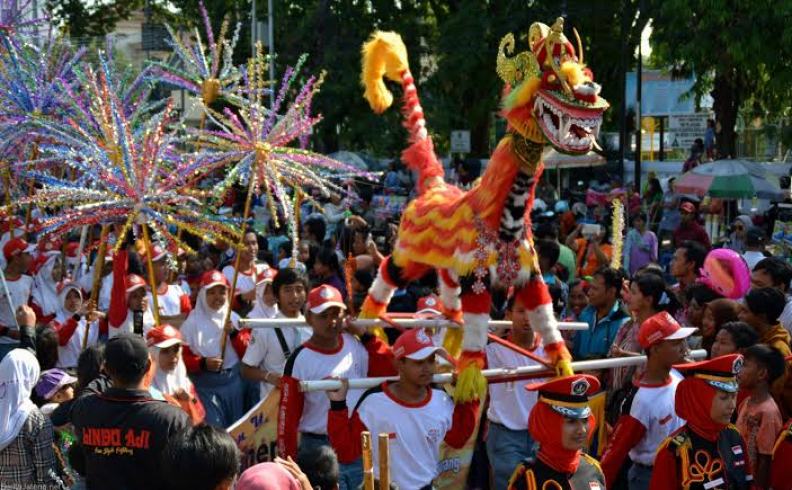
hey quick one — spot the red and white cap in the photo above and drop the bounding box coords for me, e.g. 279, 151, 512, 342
638, 311, 697, 350
146, 324, 183, 349
200, 269, 229, 290
256, 267, 277, 286
3, 238, 35, 261
56, 279, 80, 296
392, 328, 449, 361
144, 244, 167, 262
416, 295, 443, 316
306, 285, 346, 314
37, 236, 63, 255
126, 274, 147, 294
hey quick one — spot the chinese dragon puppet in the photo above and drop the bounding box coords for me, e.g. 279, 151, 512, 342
359, 18, 609, 401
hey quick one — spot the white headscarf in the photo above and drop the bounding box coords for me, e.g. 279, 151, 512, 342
149, 343, 194, 395
54, 282, 82, 324
0, 349, 40, 451
31, 254, 60, 317
180, 285, 239, 360
248, 282, 278, 320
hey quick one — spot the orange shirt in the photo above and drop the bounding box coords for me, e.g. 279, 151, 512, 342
575, 238, 613, 277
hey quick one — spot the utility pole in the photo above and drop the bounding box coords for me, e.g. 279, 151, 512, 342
635, 8, 643, 191
267, 0, 274, 107
618, 0, 629, 174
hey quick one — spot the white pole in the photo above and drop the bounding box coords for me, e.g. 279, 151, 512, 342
0, 265, 19, 330
240, 318, 589, 331
299, 349, 707, 392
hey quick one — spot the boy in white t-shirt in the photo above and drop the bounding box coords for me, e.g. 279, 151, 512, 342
601, 312, 695, 489
0, 238, 35, 357
242, 268, 311, 399
485, 294, 547, 490
277, 284, 395, 490
327, 328, 480, 490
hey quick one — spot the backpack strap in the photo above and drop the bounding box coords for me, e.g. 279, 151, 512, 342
273, 327, 292, 359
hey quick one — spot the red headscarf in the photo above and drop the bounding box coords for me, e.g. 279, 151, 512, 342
528, 401, 596, 474
675, 377, 725, 441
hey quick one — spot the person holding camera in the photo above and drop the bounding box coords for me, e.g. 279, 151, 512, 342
566, 222, 612, 279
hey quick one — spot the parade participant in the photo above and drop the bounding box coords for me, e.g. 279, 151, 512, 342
30, 247, 63, 326
107, 237, 156, 338
0, 348, 57, 486
162, 424, 240, 490
33, 368, 77, 417
247, 267, 279, 320
146, 324, 206, 425
0, 238, 35, 357
735, 344, 784, 489
278, 285, 395, 489
76, 248, 115, 312
181, 270, 250, 427
770, 418, 792, 490
221, 229, 269, 314
144, 244, 191, 328
48, 280, 105, 369
649, 354, 752, 490
71, 334, 190, 490
486, 294, 547, 489
242, 268, 311, 400
327, 327, 479, 490
710, 322, 759, 358
507, 374, 605, 490
573, 267, 630, 360
601, 312, 694, 489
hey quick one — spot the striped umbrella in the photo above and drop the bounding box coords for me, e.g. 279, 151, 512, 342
674, 160, 785, 200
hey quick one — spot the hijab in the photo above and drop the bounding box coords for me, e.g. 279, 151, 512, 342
248, 281, 278, 319
31, 254, 60, 317
180, 284, 237, 359
236, 462, 301, 490
528, 401, 596, 474
0, 349, 41, 451
55, 282, 82, 324
149, 342, 194, 395
675, 377, 724, 441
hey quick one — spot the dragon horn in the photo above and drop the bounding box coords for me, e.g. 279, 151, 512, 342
361, 31, 410, 114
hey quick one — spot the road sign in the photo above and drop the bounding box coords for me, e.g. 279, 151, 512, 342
668, 114, 708, 150
450, 130, 471, 154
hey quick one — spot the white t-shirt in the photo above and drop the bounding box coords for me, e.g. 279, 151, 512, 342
147, 284, 189, 317
285, 333, 369, 434
486, 341, 547, 430
57, 318, 100, 369
357, 385, 454, 490
0, 274, 33, 344
242, 312, 311, 399
627, 370, 686, 466
181, 312, 242, 369
108, 308, 155, 339
222, 263, 268, 295
742, 251, 765, 272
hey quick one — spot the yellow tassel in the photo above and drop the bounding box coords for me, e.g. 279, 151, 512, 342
453, 363, 487, 403
610, 198, 625, 270
442, 328, 463, 359
560, 61, 587, 86
361, 31, 410, 114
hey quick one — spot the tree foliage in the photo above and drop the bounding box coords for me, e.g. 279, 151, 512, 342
47, 0, 144, 41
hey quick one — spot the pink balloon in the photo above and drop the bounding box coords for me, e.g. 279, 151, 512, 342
699, 248, 751, 300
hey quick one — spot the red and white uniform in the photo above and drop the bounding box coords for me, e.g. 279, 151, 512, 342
278, 332, 396, 458
147, 283, 192, 317
48, 282, 105, 369
242, 311, 310, 399
107, 250, 155, 338
0, 274, 33, 343
485, 339, 546, 430
222, 263, 268, 297
30, 253, 61, 326
328, 383, 478, 490
601, 370, 685, 482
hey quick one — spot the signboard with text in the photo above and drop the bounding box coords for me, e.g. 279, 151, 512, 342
669, 114, 708, 149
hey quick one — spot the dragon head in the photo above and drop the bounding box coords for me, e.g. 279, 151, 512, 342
498, 18, 609, 154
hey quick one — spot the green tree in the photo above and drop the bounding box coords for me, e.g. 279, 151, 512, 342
649, 0, 792, 158
47, 0, 144, 41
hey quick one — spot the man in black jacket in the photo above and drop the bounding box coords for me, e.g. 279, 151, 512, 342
71, 334, 189, 490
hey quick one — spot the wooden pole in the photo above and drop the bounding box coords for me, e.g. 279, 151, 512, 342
241, 317, 589, 331
361, 431, 375, 490
219, 168, 257, 361
83, 225, 109, 350
378, 433, 390, 490
141, 224, 161, 326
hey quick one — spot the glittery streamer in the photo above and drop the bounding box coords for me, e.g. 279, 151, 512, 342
610, 198, 625, 271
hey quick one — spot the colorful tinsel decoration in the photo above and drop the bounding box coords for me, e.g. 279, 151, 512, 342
610, 197, 625, 271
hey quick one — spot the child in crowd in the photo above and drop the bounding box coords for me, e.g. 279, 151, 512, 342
710, 321, 759, 358
242, 268, 310, 400
650, 354, 752, 490
486, 295, 547, 490
278, 285, 395, 489
162, 424, 240, 490
700, 298, 739, 356
247, 268, 279, 320
735, 344, 785, 489
48, 280, 105, 370
601, 312, 693, 489
34, 368, 77, 417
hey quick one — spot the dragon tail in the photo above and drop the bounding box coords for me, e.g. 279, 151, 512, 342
362, 31, 443, 194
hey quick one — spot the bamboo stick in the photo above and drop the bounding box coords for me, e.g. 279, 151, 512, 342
141, 225, 161, 326
240, 317, 589, 331
378, 433, 390, 490
361, 431, 375, 490
83, 225, 109, 350
299, 350, 707, 392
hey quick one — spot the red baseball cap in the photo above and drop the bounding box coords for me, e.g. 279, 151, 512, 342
392, 328, 449, 361
306, 285, 346, 314
679, 202, 696, 213
146, 324, 183, 349
416, 295, 443, 316
65, 242, 80, 259
256, 267, 277, 286
200, 269, 229, 290
126, 274, 147, 294
3, 238, 34, 261
144, 244, 167, 262
638, 311, 696, 350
